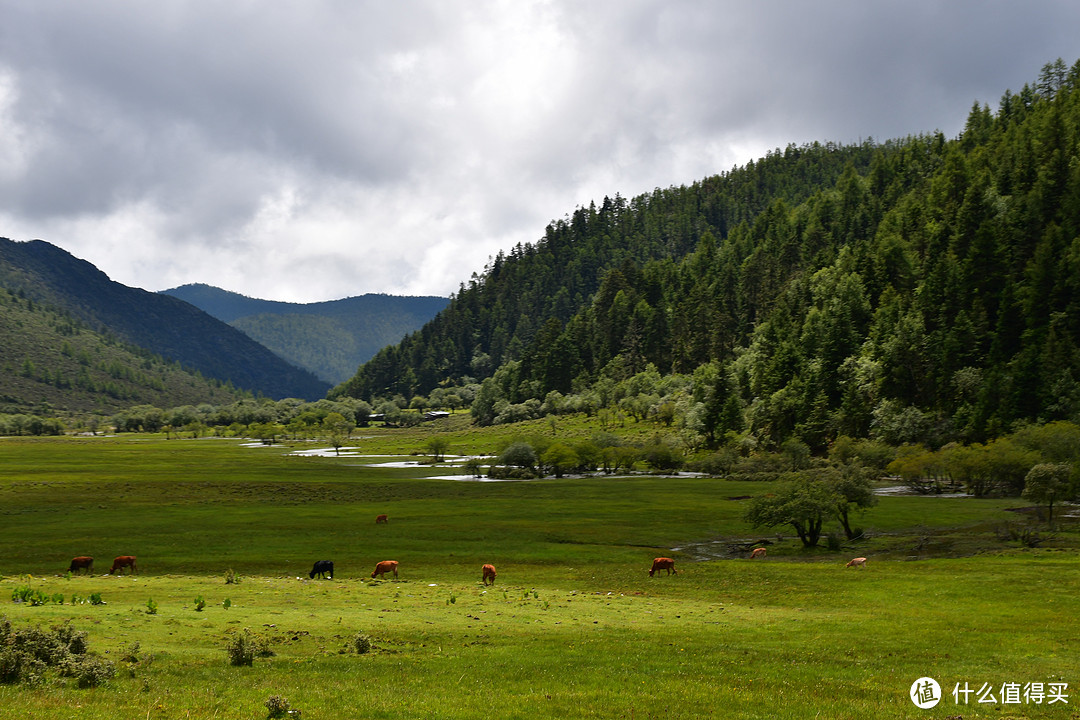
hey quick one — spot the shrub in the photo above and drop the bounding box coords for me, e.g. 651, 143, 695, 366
225, 568, 240, 585
265, 695, 291, 718
146, 598, 158, 615
194, 596, 206, 612
74, 655, 116, 688
122, 642, 142, 664
0, 618, 111, 688
52, 622, 88, 656
353, 633, 372, 655
226, 629, 271, 666
88, 593, 105, 606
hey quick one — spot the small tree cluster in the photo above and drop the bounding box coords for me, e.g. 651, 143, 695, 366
885, 422, 1080, 498
487, 433, 686, 479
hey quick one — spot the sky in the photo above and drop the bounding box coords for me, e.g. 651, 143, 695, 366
1, 2, 1078, 303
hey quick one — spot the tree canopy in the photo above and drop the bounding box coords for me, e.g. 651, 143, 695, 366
335, 59, 1080, 451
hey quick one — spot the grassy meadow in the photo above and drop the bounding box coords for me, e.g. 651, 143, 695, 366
1, 424, 1078, 719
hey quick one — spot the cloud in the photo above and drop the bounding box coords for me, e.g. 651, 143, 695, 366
1, 0, 1078, 302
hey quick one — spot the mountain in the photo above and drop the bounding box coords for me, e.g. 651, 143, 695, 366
334, 59, 1080, 449
0, 239, 331, 400
161, 284, 448, 385
0, 284, 246, 415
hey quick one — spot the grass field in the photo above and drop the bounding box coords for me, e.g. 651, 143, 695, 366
1, 430, 1078, 719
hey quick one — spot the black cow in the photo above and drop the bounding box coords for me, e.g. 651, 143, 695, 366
309, 560, 334, 579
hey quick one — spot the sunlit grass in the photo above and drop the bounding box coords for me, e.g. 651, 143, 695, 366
0, 433, 1077, 718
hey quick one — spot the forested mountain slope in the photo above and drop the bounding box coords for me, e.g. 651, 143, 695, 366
162, 284, 448, 384
0, 239, 330, 400
0, 285, 246, 415
335, 59, 1080, 450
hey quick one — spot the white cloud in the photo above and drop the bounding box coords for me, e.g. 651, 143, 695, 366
1, 0, 1078, 302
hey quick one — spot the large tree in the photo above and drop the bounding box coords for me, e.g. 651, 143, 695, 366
1022, 463, 1072, 523
745, 473, 841, 548
827, 463, 878, 539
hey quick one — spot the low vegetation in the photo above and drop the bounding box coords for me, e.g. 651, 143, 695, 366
0, 426, 1077, 717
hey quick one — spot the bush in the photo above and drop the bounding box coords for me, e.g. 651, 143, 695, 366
224, 568, 240, 585
122, 642, 142, 664
0, 617, 111, 688
265, 695, 291, 718
353, 633, 372, 655
226, 629, 271, 666
75, 655, 116, 688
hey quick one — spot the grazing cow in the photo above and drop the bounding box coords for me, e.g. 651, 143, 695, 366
371, 560, 399, 579
750, 547, 767, 559
482, 564, 497, 585
845, 557, 867, 568
309, 560, 334, 579
68, 556, 94, 575
109, 556, 137, 575
649, 557, 677, 576
375, 514, 388, 524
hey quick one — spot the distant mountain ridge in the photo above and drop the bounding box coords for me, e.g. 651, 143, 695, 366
0, 238, 330, 400
161, 283, 448, 384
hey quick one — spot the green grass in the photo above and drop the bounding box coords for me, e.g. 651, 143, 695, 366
1, 433, 1078, 718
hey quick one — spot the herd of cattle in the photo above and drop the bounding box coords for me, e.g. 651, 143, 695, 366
65, 514, 869, 582
69, 553, 867, 581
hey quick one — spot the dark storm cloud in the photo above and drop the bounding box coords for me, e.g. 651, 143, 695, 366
0, 1, 1077, 301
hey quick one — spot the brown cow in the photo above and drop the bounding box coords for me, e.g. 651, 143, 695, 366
845, 557, 867, 568
750, 547, 767, 559
370, 560, 399, 579
482, 564, 497, 585
375, 514, 388, 524
110, 556, 137, 575
68, 556, 94, 575
649, 557, 677, 576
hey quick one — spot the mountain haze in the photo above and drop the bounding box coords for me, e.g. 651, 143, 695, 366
0, 239, 330, 401
162, 284, 449, 384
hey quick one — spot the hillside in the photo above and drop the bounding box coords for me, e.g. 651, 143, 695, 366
0, 239, 331, 400
162, 284, 448, 384
335, 59, 1080, 449
0, 286, 245, 415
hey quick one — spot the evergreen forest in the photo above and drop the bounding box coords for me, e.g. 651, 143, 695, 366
333, 59, 1080, 452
